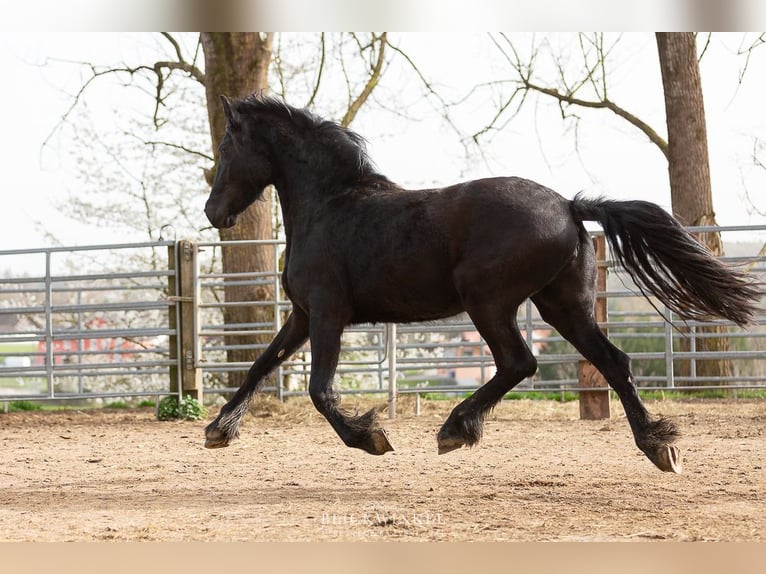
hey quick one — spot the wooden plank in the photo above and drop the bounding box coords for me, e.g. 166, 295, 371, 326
167, 244, 179, 395
578, 360, 611, 419
168, 240, 202, 401
178, 240, 202, 401
578, 235, 611, 420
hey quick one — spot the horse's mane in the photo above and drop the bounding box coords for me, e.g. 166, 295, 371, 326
235, 94, 387, 185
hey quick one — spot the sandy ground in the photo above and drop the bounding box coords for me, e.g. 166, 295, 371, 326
0, 396, 764, 541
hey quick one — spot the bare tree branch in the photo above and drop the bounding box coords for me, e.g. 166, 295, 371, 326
755, 139, 766, 172
522, 80, 669, 160
139, 139, 214, 162
42, 60, 155, 147
736, 33, 766, 85
385, 40, 464, 138
306, 32, 326, 108
489, 33, 669, 161
743, 138, 766, 220
341, 33, 388, 127
470, 86, 528, 141
158, 32, 205, 84
44, 33, 206, 144
697, 32, 713, 61
160, 32, 184, 66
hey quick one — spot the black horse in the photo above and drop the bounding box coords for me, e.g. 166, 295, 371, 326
203, 93, 762, 473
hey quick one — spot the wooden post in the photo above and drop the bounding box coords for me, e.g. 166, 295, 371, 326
387, 323, 397, 419
168, 241, 202, 401
578, 235, 611, 420
167, 244, 179, 396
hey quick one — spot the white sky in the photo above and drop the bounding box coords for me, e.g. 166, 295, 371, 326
1, 32, 765, 272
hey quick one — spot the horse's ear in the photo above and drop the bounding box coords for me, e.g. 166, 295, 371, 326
220, 95, 239, 127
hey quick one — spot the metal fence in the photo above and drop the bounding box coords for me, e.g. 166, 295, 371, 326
0, 242, 178, 407
1, 225, 765, 410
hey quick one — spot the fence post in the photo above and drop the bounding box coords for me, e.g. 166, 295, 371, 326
274, 242, 285, 402
44, 251, 54, 398
664, 310, 675, 388
168, 240, 202, 402
578, 234, 611, 420
387, 323, 397, 419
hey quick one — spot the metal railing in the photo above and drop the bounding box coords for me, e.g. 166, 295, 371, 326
1, 225, 764, 409
0, 242, 177, 405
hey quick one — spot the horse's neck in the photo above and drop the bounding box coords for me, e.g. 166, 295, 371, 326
274, 183, 308, 240
273, 168, 331, 214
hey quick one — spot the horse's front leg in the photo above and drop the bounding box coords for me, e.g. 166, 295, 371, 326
307, 312, 394, 455
204, 310, 309, 448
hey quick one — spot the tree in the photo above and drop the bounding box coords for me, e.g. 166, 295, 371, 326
656, 33, 719, 247
46, 32, 396, 390
656, 32, 732, 383
199, 33, 277, 388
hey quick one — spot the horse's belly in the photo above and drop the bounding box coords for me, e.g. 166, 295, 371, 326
351, 301, 464, 325
350, 273, 463, 324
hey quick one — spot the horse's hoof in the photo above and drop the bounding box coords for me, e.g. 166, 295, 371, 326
367, 428, 395, 455
204, 427, 231, 449
651, 445, 682, 473
437, 436, 465, 455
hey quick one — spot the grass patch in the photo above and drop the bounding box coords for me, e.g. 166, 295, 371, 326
638, 388, 766, 401
103, 401, 130, 409
398, 387, 766, 403
407, 388, 766, 404
0, 343, 37, 355
7, 400, 44, 412
505, 390, 580, 402
414, 391, 472, 401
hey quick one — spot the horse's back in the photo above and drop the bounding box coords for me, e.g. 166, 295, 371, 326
430, 177, 581, 296
330, 176, 581, 323
436, 176, 579, 252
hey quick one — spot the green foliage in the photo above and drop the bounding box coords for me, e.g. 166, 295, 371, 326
638, 388, 766, 400
505, 390, 579, 402
534, 339, 579, 382
8, 400, 44, 412
413, 391, 472, 401
104, 401, 129, 409
157, 397, 177, 420
157, 395, 206, 421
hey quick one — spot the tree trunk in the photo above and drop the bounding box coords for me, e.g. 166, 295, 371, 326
656, 32, 732, 386
201, 33, 276, 389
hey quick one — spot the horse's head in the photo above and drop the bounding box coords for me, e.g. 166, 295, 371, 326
204, 95, 274, 229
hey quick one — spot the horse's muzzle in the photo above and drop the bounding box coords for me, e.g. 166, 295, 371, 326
204, 201, 237, 229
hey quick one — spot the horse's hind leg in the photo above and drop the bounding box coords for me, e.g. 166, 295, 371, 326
437, 304, 537, 454
531, 249, 682, 473
536, 305, 681, 473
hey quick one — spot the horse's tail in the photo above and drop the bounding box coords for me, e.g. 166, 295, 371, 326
570, 193, 763, 327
